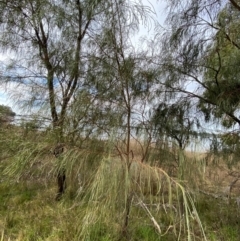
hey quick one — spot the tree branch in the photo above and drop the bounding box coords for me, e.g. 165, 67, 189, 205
229, 0, 240, 12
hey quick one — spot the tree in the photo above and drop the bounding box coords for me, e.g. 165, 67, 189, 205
156, 0, 240, 153
0, 0, 112, 200
151, 99, 199, 179
85, 1, 155, 166
0, 0, 156, 201
199, 3, 240, 128
82, 1, 156, 236
0, 104, 15, 125
153, 101, 196, 150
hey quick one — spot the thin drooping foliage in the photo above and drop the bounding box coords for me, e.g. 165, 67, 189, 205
157, 0, 240, 157
0, 0, 155, 199
76, 156, 207, 241
1, 0, 240, 240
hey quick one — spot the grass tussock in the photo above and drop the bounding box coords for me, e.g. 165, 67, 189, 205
1, 133, 240, 240
77, 157, 207, 241
0, 154, 207, 241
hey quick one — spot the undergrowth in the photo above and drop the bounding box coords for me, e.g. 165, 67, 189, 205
0, 169, 239, 240
0, 155, 207, 241
0, 129, 239, 240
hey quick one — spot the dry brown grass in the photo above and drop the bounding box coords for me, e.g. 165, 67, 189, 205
184, 151, 240, 199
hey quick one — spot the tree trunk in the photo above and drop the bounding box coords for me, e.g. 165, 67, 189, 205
53, 143, 66, 201
121, 191, 133, 239
56, 169, 66, 201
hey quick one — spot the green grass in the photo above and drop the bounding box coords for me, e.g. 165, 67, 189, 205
0, 181, 78, 240
0, 177, 239, 241
0, 144, 239, 241
0, 162, 204, 241
195, 194, 240, 240
132, 225, 161, 240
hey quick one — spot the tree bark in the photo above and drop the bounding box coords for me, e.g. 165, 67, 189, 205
53, 143, 66, 201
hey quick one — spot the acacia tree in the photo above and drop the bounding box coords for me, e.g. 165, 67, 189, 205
0, 0, 111, 200
0, 104, 15, 125
85, 1, 156, 166
199, 3, 240, 127
156, 0, 240, 152
151, 99, 200, 179
83, 1, 156, 236
153, 101, 196, 150
198, 3, 240, 163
